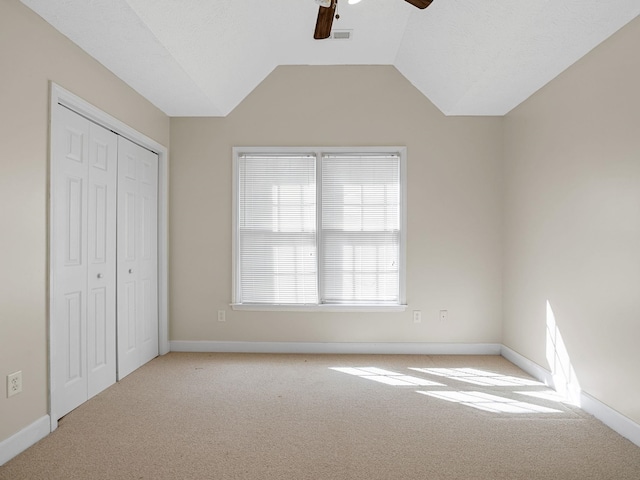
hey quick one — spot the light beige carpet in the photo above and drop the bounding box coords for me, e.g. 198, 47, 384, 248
1, 353, 639, 479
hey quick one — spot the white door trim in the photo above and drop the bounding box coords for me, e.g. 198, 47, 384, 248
48, 83, 169, 431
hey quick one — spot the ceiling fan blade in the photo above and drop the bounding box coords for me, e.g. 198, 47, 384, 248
314, 1, 337, 40
404, 0, 433, 9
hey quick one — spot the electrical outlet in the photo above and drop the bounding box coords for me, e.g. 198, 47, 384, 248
439, 310, 448, 321
7, 371, 22, 398
413, 310, 422, 323
217, 310, 226, 322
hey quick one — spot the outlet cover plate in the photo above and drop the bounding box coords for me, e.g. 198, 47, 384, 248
7, 371, 22, 397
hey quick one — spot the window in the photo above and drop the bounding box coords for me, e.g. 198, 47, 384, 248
232, 147, 406, 311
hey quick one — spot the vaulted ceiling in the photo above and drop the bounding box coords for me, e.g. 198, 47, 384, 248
21, 0, 640, 117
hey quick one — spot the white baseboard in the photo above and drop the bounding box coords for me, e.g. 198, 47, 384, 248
170, 341, 502, 355
580, 392, 640, 448
500, 345, 640, 448
500, 345, 555, 387
0, 415, 50, 466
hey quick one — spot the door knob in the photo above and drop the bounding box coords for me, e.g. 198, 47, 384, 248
97, 273, 103, 279
128, 269, 133, 274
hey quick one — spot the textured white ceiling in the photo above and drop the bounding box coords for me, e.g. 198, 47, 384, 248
20, 0, 640, 117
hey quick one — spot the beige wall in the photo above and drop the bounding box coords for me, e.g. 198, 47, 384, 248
170, 65, 504, 344
0, 0, 169, 443
503, 17, 640, 423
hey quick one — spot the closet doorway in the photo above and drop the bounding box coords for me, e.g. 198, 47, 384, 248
48, 84, 169, 430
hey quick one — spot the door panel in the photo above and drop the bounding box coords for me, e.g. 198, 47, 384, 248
86, 122, 117, 398
64, 291, 83, 384
138, 150, 158, 365
117, 141, 139, 379
52, 105, 118, 419
124, 192, 136, 261
89, 286, 107, 366
52, 106, 90, 418
125, 280, 136, 350
117, 137, 158, 379
65, 176, 84, 266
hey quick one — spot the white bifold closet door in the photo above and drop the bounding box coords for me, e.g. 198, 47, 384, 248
116, 136, 159, 379
52, 105, 118, 417
52, 105, 159, 420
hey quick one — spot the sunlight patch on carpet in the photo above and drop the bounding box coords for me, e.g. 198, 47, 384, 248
409, 367, 543, 387
330, 365, 565, 415
417, 390, 562, 414
330, 367, 445, 386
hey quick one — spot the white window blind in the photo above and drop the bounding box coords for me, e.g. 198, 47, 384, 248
234, 148, 405, 309
321, 154, 401, 305
237, 154, 318, 304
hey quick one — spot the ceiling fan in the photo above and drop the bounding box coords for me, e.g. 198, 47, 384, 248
313, 0, 433, 40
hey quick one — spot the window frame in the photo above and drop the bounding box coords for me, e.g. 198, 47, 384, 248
232, 146, 407, 312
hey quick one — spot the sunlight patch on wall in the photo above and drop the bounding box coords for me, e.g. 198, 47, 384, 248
546, 300, 581, 406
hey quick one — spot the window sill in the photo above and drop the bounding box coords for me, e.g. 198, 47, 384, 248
230, 304, 407, 313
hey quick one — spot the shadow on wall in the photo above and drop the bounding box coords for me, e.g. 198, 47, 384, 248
546, 300, 581, 405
